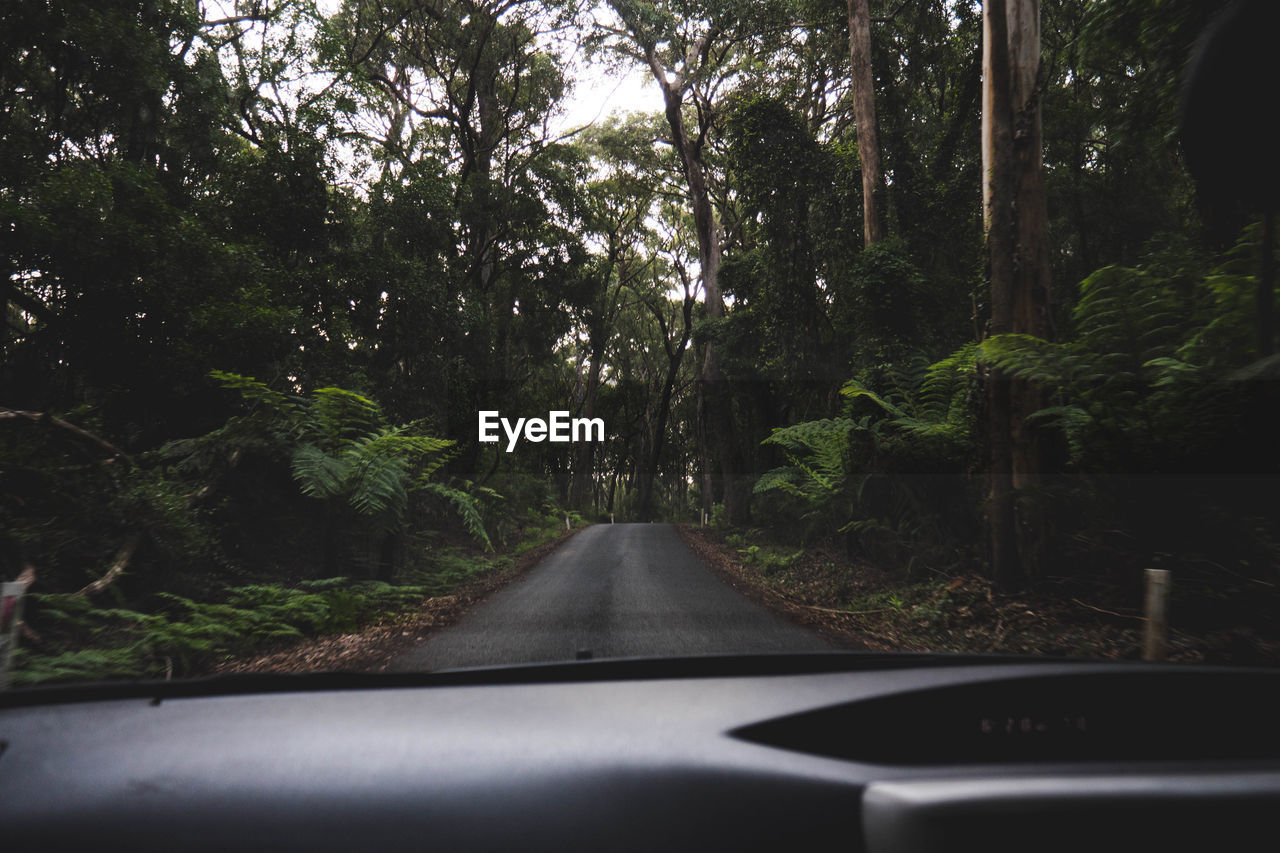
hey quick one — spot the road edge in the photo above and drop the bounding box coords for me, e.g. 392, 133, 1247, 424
676, 524, 878, 651
213, 526, 586, 675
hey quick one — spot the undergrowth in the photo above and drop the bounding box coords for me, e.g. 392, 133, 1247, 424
699, 526, 1279, 663
12, 517, 573, 686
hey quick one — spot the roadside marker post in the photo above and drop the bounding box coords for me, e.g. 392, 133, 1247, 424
1143, 568, 1171, 661
1, 581, 27, 689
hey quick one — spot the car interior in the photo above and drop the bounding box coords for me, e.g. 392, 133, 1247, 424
3, 654, 1279, 851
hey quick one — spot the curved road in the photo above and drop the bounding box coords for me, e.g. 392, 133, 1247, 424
389, 523, 829, 671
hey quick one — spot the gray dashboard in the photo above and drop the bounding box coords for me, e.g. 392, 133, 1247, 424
1, 656, 1278, 851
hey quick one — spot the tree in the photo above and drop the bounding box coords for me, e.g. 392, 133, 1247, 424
594, 0, 787, 523
847, 0, 886, 245
981, 0, 1056, 588
322, 0, 587, 463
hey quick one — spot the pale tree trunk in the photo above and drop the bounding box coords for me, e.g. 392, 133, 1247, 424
982, 0, 1055, 589
847, 0, 886, 245
647, 54, 747, 525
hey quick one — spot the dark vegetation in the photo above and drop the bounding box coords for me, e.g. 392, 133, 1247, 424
3, 0, 1278, 681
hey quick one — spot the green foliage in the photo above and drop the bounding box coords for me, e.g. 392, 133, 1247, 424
4, 0, 1279, 670
754, 418, 860, 542
978, 228, 1271, 473
975, 226, 1280, 580
840, 239, 938, 379
753, 344, 980, 569
419, 482, 494, 551
13, 578, 448, 685
195, 373, 493, 553
737, 543, 804, 577
842, 342, 978, 446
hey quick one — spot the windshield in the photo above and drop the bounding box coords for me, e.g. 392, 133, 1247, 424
3, 0, 1277, 689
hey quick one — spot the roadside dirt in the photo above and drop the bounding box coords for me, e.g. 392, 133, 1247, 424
677, 524, 1280, 665
212, 528, 581, 675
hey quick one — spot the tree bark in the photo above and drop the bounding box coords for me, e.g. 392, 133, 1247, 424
983, 0, 1020, 591
982, 0, 1056, 589
0, 409, 135, 466
847, 0, 886, 245
76, 534, 143, 597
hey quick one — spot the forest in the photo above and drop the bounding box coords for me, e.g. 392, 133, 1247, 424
3, 0, 1279, 683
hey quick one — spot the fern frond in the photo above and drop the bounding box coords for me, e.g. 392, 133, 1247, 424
291, 444, 350, 501
752, 468, 803, 496
839, 382, 906, 417
211, 370, 296, 413
309, 387, 385, 448
977, 334, 1075, 386
420, 482, 493, 551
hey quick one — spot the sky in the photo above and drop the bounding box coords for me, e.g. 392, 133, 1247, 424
556, 60, 663, 135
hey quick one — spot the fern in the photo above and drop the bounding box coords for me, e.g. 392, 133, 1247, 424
420, 482, 493, 551
209, 370, 295, 414
843, 342, 977, 444
975, 226, 1271, 472
188, 373, 493, 552
291, 443, 351, 500
755, 419, 861, 541
309, 387, 384, 449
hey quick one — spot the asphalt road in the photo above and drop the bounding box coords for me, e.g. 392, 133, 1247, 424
389, 523, 829, 671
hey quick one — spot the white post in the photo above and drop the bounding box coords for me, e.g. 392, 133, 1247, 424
1143, 569, 1171, 661
610, 513, 614, 524
1, 581, 28, 690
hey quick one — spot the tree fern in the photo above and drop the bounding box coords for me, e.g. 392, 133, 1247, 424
754, 419, 862, 540
173, 373, 497, 558
976, 226, 1270, 472
842, 342, 977, 444
420, 482, 493, 551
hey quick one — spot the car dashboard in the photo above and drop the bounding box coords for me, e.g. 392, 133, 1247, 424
1, 654, 1278, 851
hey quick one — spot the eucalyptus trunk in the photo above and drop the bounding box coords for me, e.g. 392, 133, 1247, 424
982, 0, 1055, 589
650, 59, 745, 525
847, 0, 886, 245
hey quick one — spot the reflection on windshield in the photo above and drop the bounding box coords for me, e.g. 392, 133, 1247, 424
2, 0, 1277, 688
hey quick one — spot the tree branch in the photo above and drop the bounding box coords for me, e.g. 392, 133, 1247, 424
0, 409, 135, 466
76, 534, 143, 597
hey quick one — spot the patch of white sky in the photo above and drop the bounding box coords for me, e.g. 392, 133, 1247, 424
557, 55, 661, 137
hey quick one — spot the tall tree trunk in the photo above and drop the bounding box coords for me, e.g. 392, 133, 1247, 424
455, 15, 504, 476
982, 0, 1056, 589
649, 57, 746, 525
636, 303, 693, 521
570, 338, 605, 511
847, 0, 886, 245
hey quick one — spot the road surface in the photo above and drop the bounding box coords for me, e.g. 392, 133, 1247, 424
389, 523, 829, 671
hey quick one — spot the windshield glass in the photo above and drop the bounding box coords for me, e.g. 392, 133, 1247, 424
3, 0, 1277, 688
